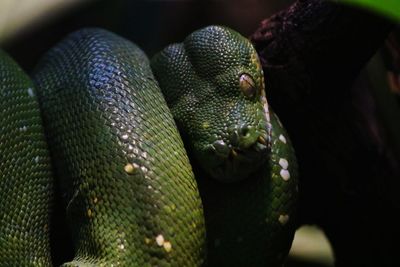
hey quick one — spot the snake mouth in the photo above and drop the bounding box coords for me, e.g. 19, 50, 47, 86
205, 133, 269, 182
229, 134, 269, 159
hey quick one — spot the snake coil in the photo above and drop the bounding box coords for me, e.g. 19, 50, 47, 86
0, 26, 297, 267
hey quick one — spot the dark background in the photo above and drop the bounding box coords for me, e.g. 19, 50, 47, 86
3, 0, 293, 71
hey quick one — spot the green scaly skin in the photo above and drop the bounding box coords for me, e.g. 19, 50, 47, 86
32, 28, 205, 266
0, 50, 53, 266
0, 26, 297, 266
152, 26, 298, 266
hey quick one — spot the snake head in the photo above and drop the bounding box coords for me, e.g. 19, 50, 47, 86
151, 25, 271, 182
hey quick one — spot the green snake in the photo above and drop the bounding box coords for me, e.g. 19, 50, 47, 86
0, 26, 297, 266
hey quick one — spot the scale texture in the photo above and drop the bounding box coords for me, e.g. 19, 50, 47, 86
0, 25, 298, 267
152, 26, 298, 266
0, 50, 53, 266
193, 111, 298, 267
33, 28, 205, 266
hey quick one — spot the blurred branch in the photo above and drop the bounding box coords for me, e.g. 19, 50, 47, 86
0, 0, 94, 44
290, 225, 334, 266
340, 0, 400, 21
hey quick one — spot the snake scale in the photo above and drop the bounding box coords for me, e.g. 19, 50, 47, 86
0, 26, 297, 266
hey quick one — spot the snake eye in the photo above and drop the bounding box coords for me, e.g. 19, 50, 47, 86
239, 73, 256, 98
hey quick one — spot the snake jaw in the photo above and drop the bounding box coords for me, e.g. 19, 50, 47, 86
202, 132, 269, 182
254, 141, 268, 153
211, 140, 230, 158
258, 135, 267, 146
230, 148, 238, 158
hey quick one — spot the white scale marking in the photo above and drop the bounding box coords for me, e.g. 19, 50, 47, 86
279, 134, 287, 144
156, 234, 164, 246
279, 158, 289, 170
280, 169, 290, 181
27, 88, 34, 97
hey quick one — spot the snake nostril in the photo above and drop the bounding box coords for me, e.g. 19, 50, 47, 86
229, 125, 256, 148
239, 125, 250, 138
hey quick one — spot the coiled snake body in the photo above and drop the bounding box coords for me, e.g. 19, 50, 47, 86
0, 26, 297, 266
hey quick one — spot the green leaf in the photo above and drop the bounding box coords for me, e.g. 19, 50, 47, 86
341, 0, 400, 20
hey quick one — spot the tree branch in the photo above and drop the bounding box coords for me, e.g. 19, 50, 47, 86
250, 1, 398, 265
